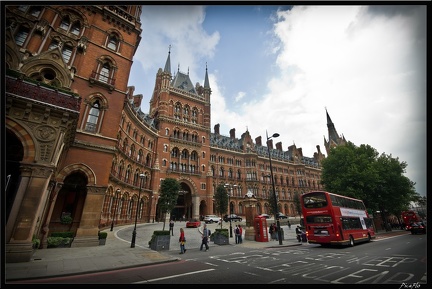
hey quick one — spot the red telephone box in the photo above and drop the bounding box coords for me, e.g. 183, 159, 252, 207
254, 215, 268, 242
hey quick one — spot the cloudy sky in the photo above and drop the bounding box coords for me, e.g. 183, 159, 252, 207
128, 5, 426, 197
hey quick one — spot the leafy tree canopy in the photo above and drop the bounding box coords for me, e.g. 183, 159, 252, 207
159, 178, 181, 230
321, 141, 418, 222
214, 184, 228, 229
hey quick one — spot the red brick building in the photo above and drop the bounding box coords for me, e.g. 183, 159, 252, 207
5, 5, 342, 263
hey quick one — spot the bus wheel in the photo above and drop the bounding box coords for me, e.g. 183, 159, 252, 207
349, 236, 354, 247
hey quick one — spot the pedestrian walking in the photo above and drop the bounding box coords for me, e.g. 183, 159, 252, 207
179, 227, 186, 254
238, 225, 243, 244
169, 219, 174, 236
287, 220, 291, 229
295, 225, 302, 242
200, 223, 210, 251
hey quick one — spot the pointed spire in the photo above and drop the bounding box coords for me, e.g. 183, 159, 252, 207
326, 108, 339, 142
164, 45, 171, 73
326, 107, 333, 126
204, 62, 210, 89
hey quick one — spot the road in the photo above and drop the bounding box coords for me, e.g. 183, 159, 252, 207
13, 228, 426, 284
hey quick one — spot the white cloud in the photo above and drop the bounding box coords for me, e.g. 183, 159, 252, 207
132, 5, 426, 197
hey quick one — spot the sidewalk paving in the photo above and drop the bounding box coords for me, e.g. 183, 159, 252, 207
4, 221, 407, 282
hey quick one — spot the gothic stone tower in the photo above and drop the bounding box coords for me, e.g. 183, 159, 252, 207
148, 49, 213, 220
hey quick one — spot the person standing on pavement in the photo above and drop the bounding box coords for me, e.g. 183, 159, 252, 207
238, 225, 243, 244
269, 223, 274, 240
234, 225, 240, 244
287, 220, 291, 229
179, 227, 186, 254
273, 223, 279, 241
200, 223, 210, 251
169, 219, 174, 236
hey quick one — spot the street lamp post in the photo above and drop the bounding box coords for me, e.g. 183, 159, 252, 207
131, 173, 145, 248
110, 189, 120, 231
225, 184, 236, 238
266, 130, 283, 245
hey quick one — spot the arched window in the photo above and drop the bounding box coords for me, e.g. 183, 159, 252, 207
60, 16, 70, 31
59, 14, 81, 36
70, 22, 81, 36
99, 63, 110, 83
107, 34, 118, 51
62, 44, 73, 63
85, 100, 100, 132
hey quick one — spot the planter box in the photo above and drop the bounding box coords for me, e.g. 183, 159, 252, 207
149, 235, 170, 251
99, 238, 106, 245
213, 234, 229, 245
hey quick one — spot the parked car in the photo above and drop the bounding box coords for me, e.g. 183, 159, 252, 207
410, 222, 426, 234
258, 214, 270, 219
276, 212, 288, 219
186, 219, 201, 228
204, 215, 221, 224
223, 214, 242, 222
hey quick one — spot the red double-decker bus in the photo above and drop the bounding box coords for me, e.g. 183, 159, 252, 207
401, 210, 420, 230
301, 191, 376, 247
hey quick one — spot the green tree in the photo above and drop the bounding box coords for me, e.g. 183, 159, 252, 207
214, 184, 228, 229
159, 178, 181, 230
320, 141, 418, 230
268, 189, 278, 217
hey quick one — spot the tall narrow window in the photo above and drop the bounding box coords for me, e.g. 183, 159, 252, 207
107, 35, 118, 51
70, 22, 80, 36
15, 27, 29, 46
62, 45, 73, 63
85, 100, 100, 132
99, 63, 110, 83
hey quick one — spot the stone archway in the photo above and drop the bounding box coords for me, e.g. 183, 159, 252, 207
50, 171, 88, 235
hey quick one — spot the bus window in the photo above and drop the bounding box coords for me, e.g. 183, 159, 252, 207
303, 192, 328, 208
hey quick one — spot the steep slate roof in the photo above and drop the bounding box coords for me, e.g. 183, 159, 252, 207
171, 71, 197, 94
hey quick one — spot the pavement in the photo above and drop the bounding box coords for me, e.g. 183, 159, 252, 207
4, 220, 408, 282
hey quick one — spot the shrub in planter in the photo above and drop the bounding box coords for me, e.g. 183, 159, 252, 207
98, 231, 108, 245
60, 215, 73, 224
32, 236, 40, 250
148, 230, 170, 251
51, 232, 74, 238
212, 228, 229, 245
47, 237, 72, 248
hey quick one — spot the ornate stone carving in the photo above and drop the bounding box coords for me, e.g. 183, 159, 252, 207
35, 125, 56, 142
